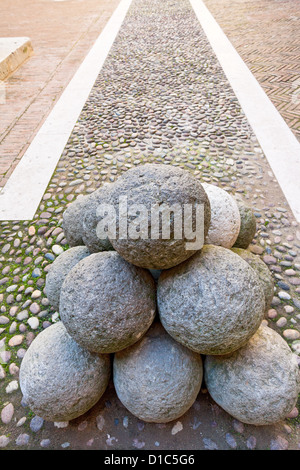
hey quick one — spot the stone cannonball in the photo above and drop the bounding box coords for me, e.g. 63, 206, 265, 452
108, 164, 211, 270
205, 324, 300, 425
157, 245, 265, 355
45, 246, 90, 311
202, 183, 240, 248
233, 198, 257, 249
60, 251, 156, 353
19, 322, 110, 422
113, 322, 203, 423
62, 195, 88, 246
81, 185, 115, 253
231, 247, 274, 311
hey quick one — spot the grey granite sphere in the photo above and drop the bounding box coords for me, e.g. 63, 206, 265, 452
62, 195, 87, 246
158, 245, 265, 355
233, 198, 257, 249
81, 185, 114, 253
45, 246, 90, 311
108, 164, 211, 270
205, 324, 300, 425
202, 183, 240, 248
19, 322, 110, 422
113, 323, 203, 423
231, 247, 274, 311
60, 251, 156, 353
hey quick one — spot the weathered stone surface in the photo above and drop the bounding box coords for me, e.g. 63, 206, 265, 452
62, 196, 87, 246
19, 322, 110, 422
158, 245, 265, 355
81, 185, 114, 253
108, 164, 211, 269
233, 198, 257, 249
205, 325, 300, 425
45, 246, 90, 311
113, 323, 203, 423
202, 183, 240, 248
60, 252, 156, 353
231, 248, 274, 311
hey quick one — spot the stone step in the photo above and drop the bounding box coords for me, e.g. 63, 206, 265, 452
0, 37, 33, 80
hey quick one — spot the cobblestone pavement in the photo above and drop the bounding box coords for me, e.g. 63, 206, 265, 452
0, 0, 300, 450
0, 0, 120, 189
204, 0, 300, 142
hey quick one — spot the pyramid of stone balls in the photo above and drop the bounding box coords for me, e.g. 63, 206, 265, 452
20, 164, 300, 425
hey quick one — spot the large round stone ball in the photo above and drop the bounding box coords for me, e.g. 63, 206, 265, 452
231, 248, 274, 311
113, 323, 203, 423
205, 324, 300, 425
62, 195, 87, 246
233, 198, 257, 249
60, 251, 156, 353
45, 246, 90, 311
19, 322, 110, 422
202, 183, 240, 248
158, 245, 265, 355
81, 185, 114, 253
108, 164, 211, 270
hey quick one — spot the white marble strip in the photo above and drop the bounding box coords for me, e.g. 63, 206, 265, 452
190, 0, 300, 222
0, 0, 133, 221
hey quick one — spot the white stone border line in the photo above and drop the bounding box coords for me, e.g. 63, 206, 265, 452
0, 0, 133, 221
190, 0, 300, 223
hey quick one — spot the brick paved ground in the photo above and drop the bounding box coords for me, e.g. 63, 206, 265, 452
0, 0, 120, 189
204, 0, 300, 142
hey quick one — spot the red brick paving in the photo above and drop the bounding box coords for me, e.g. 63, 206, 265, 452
203, 0, 300, 142
0, 0, 120, 189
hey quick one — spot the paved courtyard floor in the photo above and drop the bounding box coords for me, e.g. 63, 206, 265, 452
0, 0, 300, 450
204, 0, 300, 142
0, 0, 120, 189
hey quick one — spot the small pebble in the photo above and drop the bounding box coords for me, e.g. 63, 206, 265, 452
78, 420, 88, 431
276, 317, 287, 328
16, 433, 30, 446
52, 245, 64, 256
267, 309, 277, 319
284, 305, 294, 314
40, 439, 51, 448
0, 436, 10, 448
286, 407, 298, 419
29, 303, 40, 315
233, 420, 244, 434
246, 436, 256, 450
54, 421, 69, 428
171, 421, 183, 435
225, 433, 237, 449
278, 291, 291, 301
30, 416, 44, 432
270, 436, 289, 450
16, 417, 26, 427
283, 329, 300, 340
61, 442, 70, 448
203, 438, 218, 450
6, 380, 18, 394
8, 335, 23, 347
96, 414, 105, 431
28, 317, 39, 329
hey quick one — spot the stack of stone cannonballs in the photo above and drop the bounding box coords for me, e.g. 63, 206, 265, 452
20, 164, 300, 426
